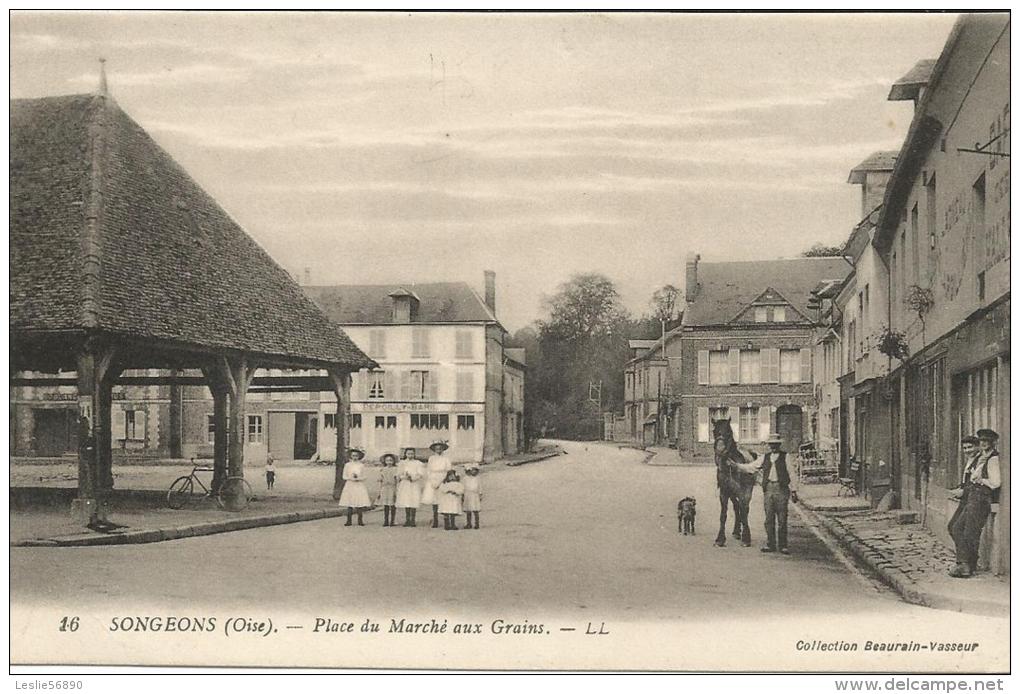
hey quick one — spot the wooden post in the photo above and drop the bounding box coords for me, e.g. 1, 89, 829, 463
75, 343, 116, 527
329, 369, 352, 501
202, 365, 230, 493
221, 355, 256, 480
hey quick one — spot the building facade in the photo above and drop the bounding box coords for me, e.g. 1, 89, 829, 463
677, 254, 851, 460
871, 14, 1010, 575
303, 273, 521, 463
622, 333, 681, 445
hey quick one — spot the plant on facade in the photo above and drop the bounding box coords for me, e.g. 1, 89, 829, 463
876, 326, 910, 361
904, 284, 935, 346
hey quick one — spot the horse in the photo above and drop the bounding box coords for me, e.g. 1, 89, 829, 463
712, 418, 758, 547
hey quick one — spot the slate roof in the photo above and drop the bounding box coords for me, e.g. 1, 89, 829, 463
505, 347, 527, 367
888, 59, 937, 101
10, 93, 373, 369
682, 257, 852, 327
847, 151, 898, 183
304, 282, 500, 326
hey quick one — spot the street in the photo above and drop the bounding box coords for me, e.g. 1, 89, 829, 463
10, 441, 1008, 670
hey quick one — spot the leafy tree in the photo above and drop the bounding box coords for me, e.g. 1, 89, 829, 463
802, 243, 844, 257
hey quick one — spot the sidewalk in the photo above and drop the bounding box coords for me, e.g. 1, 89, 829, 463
638, 445, 710, 466
796, 488, 1009, 617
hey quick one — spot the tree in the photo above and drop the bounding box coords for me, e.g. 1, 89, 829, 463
534, 273, 632, 440
802, 243, 844, 257
649, 284, 681, 323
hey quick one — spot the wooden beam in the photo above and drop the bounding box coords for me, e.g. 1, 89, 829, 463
11, 374, 335, 390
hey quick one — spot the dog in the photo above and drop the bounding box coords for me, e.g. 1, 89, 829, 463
677, 496, 697, 535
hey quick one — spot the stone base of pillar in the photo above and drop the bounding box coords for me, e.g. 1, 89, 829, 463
70, 497, 109, 525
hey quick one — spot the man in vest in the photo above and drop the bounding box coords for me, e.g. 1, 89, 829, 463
735, 433, 796, 554
948, 429, 1002, 578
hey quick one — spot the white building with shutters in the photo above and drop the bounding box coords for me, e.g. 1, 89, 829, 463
677, 254, 852, 460
303, 273, 519, 463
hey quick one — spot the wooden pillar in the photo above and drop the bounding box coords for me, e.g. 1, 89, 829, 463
329, 369, 352, 501
221, 355, 256, 480
169, 368, 184, 458
201, 365, 231, 493
74, 343, 116, 527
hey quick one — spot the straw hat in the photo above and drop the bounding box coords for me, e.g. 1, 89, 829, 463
429, 440, 449, 452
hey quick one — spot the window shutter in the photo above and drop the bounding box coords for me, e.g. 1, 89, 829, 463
384, 371, 396, 401
697, 407, 709, 443
732, 408, 741, 442
399, 371, 411, 400
758, 405, 771, 441
728, 348, 740, 384
427, 371, 439, 401
698, 350, 709, 385
763, 349, 780, 383
113, 407, 126, 441
800, 348, 812, 383
421, 329, 431, 358
136, 409, 148, 443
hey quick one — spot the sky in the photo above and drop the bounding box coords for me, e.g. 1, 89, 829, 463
10, 11, 960, 331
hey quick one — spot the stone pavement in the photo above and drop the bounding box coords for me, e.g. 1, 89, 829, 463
801, 505, 1009, 617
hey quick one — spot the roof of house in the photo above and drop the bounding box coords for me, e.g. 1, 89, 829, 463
303, 282, 500, 326
847, 151, 898, 183
683, 257, 852, 327
888, 58, 938, 101
10, 93, 373, 369
505, 347, 527, 367
628, 339, 658, 350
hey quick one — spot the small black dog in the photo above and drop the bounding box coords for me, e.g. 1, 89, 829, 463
677, 496, 697, 535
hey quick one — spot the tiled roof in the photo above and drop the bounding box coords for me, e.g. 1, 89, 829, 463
304, 282, 500, 325
683, 257, 852, 327
847, 151, 898, 183
10, 93, 373, 369
888, 59, 937, 101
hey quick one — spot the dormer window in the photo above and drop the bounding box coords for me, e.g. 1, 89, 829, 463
754, 307, 767, 323
773, 306, 786, 322
388, 288, 420, 324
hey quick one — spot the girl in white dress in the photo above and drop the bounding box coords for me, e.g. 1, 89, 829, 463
377, 453, 399, 527
422, 440, 452, 528
462, 463, 483, 529
438, 470, 465, 531
339, 447, 371, 527
396, 447, 424, 527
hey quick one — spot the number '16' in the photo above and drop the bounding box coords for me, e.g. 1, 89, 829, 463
59, 616, 79, 632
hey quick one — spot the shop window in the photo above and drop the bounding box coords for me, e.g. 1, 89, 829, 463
375, 415, 397, 429
324, 413, 336, 430
457, 415, 476, 431
350, 414, 362, 429
411, 414, 450, 430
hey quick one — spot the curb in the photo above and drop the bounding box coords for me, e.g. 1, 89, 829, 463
504, 448, 564, 467
799, 498, 871, 513
13, 507, 347, 548
797, 503, 1006, 617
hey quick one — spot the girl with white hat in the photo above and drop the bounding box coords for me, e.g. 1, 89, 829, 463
422, 440, 452, 528
338, 447, 371, 527
437, 469, 465, 531
396, 447, 424, 527
462, 463, 483, 530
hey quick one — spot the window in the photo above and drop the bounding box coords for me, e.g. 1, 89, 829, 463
120, 409, 146, 440
739, 407, 759, 442
926, 173, 937, 251
456, 371, 475, 401
125, 410, 137, 440
369, 330, 387, 359
973, 173, 986, 299
727, 349, 740, 384
780, 349, 801, 384
910, 203, 920, 286
961, 362, 998, 437
375, 415, 397, 429
324, 413, 336, 430
708, 350, 728, 385
740, 350, 760, 384
247, 415, 263, 444
350, 414, 362, 429
754, 307, 767, 323
457, 415, 476, 430
412, 327, 431, 358
367, 371, 386, 400
455, 330, 474, 359
773, 306, 786, 322
411, 414, 449, 430
206, 415, 216, 444
406, 370, 437, 400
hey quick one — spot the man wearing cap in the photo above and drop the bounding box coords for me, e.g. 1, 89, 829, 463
948, 429, 1001, 578
733, 433, 797, 554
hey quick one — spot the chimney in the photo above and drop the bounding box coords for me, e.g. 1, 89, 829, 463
685, 254, 700, 302
303, 267, 312, 286
98, 57, 108, 96
484, 270, 496, 314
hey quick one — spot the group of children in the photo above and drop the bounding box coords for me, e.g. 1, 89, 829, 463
338, 440, 483, 531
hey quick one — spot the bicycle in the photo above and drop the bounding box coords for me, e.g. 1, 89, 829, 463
167, 461, 254, 512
